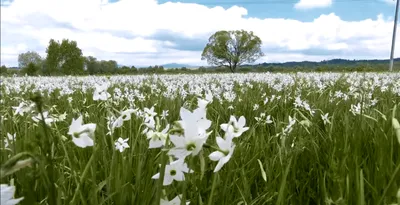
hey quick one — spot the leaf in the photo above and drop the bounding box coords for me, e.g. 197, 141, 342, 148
199, 150, 205, 180
392, 105, 400, 145
257, 159, 267, 182
95, 179, 108, 194
359, 169, 365, 205
373, 109, 387, 121
362, 114, 378, 122
299, 120, 311, 127
392, 118, 400, 145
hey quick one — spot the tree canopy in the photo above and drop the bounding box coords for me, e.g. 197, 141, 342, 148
18, 51, 43, 68
201, 30, 264, 73
22, 62, 40, 76
45, 39, 84, 75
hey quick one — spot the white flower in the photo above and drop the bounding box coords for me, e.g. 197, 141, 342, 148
32, 111, 54, 126
205, 91, 213, 102
12, 102, 26, 116
1, 184, 24, 205
197, 98, 210, 109
350, 103, 361, 115
161, 110, 169, 120
265, 115, 273, 124
93, 83, 110, 101
294, 96, 303, 108
177, 107, 211, 132
321, 113, 331, 125
120, 108, 136, 121
152, 158, 192, 186
112, 117, 124, 130
57, 112, 67, 121
288, 116, 296, 127
271, 95, 276, 101
4, 133, 15, 148
255, 113, 273, 124
168, 133, 209, 159
12, 102, 34, 116
108, 108, 137, 133
253, 104, 259, 111
144, 107, 157, 119
282, 116, 296, 135
143, 107, 157, 129
106, 115, 120, 135
146, 124, 170, 148
370, 99, 378, 106
168, 106, 212, 159
263, 97, 269, 105
209, 136, 235, 172
67, 116, 96, 148
114, 137, 129, 152
220, 116, 249, 138
160, 195, 190, 205
144, 117, 156, 130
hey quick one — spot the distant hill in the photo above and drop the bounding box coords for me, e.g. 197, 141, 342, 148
117, 58, 400, 69
158, 58, 400, 69
248, 58, 400, 68
161, 63, 194, 69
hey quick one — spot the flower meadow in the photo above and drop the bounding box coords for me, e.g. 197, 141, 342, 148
1, 72, 400, 205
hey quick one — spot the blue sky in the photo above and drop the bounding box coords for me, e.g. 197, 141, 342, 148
1, 0, 398, 67
155, 0, 396, 21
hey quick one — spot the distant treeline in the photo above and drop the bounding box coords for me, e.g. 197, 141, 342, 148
251, 58, 400, 67
1, 59, 399, 76
1, 49, 399, 77
2, 36, 399, 76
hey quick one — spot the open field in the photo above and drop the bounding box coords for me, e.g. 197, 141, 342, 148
1, 72, 400, 205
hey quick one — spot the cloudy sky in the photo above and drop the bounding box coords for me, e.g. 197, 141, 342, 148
1, 0, 399, 67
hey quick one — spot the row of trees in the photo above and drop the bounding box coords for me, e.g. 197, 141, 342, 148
15, 39, 85, 76
12, 39, 172, 76
2, 29, 397, 76
6, 29, 265, 76
2, 62, 395, 76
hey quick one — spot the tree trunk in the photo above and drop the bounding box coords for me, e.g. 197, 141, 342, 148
230, 63, 237, 73
229, 65, 235, 73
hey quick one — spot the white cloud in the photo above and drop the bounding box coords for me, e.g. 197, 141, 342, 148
382, 0, 396, 5
294, 0, 333, 10
0, 0, 399, 67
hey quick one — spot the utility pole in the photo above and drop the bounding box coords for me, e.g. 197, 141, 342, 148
389, 0, 400, 71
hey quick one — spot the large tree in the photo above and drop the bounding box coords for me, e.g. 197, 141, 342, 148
22, 62, 40, 76
18, 51, 43, 68
84, 56, 99, 75
45, 39, 84, 75
201, 30, 264, 73
98, 60, 118, 74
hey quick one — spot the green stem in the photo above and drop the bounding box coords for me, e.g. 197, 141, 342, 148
181, 157, 193, 205
377, 162, 400, 205
70, 146, 97, 205
276, 157, 293, 205
55, 124, 86, 204
207, 173, 218, 205
155, 137, 170, 205
34, 95, 58, 205
60, 140, 86, 205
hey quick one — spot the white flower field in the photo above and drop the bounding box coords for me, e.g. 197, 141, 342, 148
1, 72, 400, 204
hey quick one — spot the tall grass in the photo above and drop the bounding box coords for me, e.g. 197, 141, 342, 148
1, 72, 399, 204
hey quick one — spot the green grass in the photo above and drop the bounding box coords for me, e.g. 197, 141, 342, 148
1, 73, 399, 205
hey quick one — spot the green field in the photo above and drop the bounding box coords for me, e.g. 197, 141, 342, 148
1, 72, 400, 205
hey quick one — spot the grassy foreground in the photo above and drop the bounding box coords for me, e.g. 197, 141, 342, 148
1, 72, 400, 205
